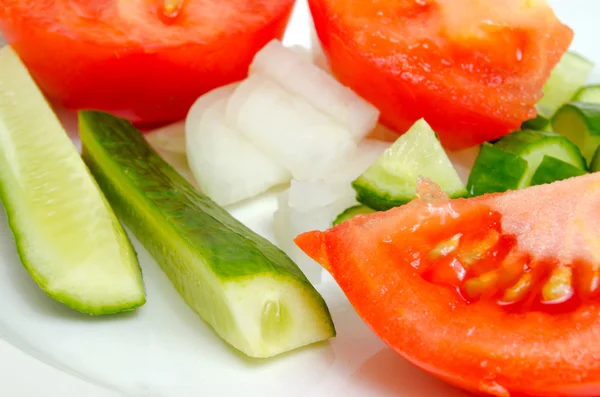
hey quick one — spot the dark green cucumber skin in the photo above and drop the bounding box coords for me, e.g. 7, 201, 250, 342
467, 143, 528, 197
78, 111, 335, 327
590, 146, 600, 172
333, 205, 376, 226
353, 181, 466, 211
552, 102, 600, 164
530, 156, 587, 186
521, 115, 550, 131
495, 129, 587, 170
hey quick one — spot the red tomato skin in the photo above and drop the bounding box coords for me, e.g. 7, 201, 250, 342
0, 2, 294, 125
295, 174, 600, 397
308, 0, 573, 150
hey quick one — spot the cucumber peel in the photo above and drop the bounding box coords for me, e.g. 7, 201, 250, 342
0, 46, 145, 315
333, 205, 376, 226
352, 119, 466, 211
530, 156, 586, 186
79, 110, 335, 358
495, 130, 586, 188
574, 85, 600, 104
551, 102, 600, 164
467, 143, 529, 196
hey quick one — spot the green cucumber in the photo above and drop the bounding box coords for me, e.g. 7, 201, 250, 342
494, 130, 586, 188
529, 156, 587, 186
78, 110, 335, 358
352, 119, 466, 211
0, 46, 145, 315
466, 143, 528, 196
590, 146, 600, 172
538, 51, 594, 116
333, 205, 376, 226
522, 114, 551, 132
574, 85, 600, 104
551, 102, 600, 164
522, 51, 594, 130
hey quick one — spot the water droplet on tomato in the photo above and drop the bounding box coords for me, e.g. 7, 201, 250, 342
516, 47, 524, 61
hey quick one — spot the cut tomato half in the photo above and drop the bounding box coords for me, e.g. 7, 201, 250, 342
296, 174, 600, 397
0, 0, 295, 125
309, 0, 573, 149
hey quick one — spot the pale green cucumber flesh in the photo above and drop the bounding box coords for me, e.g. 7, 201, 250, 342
333, 205, 376, 226
529, 156, 587, 187
495, 130, 586, 188
574, 85, 600, 104
352, 119, 466, 211
537, 51, 594, 116
78, 110, 335, 358
551, 102, 600, 164
0, 46, 145, 315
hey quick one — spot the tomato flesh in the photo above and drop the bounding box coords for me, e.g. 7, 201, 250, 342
0, 0, 295, 125
309, 0, 573, 149
295, 175, 600, 396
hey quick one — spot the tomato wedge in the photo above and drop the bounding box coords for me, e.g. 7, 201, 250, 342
296, 175, 600, 397
0, 0, 295, 125
309, 0, 573, 149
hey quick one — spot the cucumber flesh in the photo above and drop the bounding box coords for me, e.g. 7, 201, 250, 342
537, 51, 594, 117
0, 46, 145, 315
352, 119, 466, 211
467, 143, 529, 196
79, 110, 335, 358
530, 156, 587, 187
574, 85, 600, 104
494, 130, 586, 188
333, 205, 376, 226
551, 102, 600, 164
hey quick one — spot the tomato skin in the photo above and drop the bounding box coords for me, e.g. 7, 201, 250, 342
0, 1, 295, 125
308, 0, 573, 150
295, 175, 600, 397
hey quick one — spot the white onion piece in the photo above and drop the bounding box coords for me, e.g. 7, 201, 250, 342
226, 75, 357, 181
185, 82, 240, 139
145, 121, 186, 154
325, 139, 391, 184
186, 98, 291, 206
249, 39, 379, 141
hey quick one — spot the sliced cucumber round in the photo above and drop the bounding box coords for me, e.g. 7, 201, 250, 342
522, 51, 594, 130
466, 143, 529, 197
79, 111, 335, 358
333, 205, 376, 226
537, 51, 594, 116
495, 130, 586, 187
551, 102, 600, 164
530, 156, 587, 187
0, 46, 145, 315
574, 85, 600, 104
352, 119, 466, 211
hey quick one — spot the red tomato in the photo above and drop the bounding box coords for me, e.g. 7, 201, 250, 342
295, 175, 600, 397
309, 0, 573, 149
0, 0, 295, 125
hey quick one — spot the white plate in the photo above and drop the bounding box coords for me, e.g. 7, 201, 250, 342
0, 1, 598, 396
